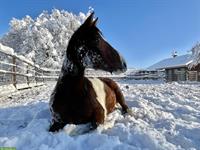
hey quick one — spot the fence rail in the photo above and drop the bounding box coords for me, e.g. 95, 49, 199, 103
0, 48, 60, 94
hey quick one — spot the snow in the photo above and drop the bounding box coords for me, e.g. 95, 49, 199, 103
40, 67, 60, 72
0, 9, 87, 69
0, 44, 60, 76
85, 68, 137, 78
0, 43, 14, 55
148, 54, 193, 70
0, 80, 200, 150
0, 84, 16, 96
190, 42, 200, 68
0, 43, 35, 67
16, 55, 35, 66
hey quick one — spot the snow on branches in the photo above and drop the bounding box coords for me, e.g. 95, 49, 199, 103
0, 9, 87, 69
189, 42, 200, 68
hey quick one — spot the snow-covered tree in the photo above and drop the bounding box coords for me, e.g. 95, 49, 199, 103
0, 9, 87, 68
190, 42, 200, 68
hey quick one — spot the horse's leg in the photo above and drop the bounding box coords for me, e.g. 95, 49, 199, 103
100, 77, 129, 113
91, 106, 105, 129
113, 84, 129, 113
49, 121, 66, 132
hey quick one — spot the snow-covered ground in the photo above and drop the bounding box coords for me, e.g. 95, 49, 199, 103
0, 80, 200, 150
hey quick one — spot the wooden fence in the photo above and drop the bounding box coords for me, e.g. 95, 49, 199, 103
0, 48, 60, 95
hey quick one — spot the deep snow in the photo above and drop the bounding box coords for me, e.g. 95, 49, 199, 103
0, 80, 200, 150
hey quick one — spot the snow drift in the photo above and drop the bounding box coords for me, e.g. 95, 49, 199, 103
0, 80, 200, 150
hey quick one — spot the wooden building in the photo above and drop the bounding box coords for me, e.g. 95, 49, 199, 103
148, 54, 200, 82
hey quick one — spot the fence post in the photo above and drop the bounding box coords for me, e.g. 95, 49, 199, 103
12, 56, 16, 88
35, 66, 37, 85
42, 70, 45, 83
26, 65, 30, 85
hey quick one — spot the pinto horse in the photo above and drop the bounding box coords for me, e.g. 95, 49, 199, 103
49, 12, 129, 132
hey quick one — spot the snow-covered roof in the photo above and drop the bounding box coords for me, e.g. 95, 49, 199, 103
147, 54, 193, 70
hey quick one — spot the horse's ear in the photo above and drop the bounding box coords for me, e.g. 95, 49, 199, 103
83, 12, 94, 26
92, 17, 98, 26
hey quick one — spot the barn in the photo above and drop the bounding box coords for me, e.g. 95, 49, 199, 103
148, 54, 200, 82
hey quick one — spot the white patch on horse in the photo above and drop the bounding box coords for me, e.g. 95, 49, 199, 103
88, 78, 107, 118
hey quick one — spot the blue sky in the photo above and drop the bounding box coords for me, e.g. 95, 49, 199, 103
1, 0, 200, 68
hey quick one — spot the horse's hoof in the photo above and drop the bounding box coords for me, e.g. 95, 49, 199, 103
49, 126, 59, 132
49, 122, 65, 132
122, 107, 129, 114
90, 122, 98, 130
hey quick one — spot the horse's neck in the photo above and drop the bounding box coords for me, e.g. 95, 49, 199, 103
61, 57, 84, 76
59, 56, 85, 90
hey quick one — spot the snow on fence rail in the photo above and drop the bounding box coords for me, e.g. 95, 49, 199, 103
0, 46, 60, 93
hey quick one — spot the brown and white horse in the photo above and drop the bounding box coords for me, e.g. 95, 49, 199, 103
49, 12, 129, 132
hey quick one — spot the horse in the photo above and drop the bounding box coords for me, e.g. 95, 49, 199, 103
49, 12, 129, 132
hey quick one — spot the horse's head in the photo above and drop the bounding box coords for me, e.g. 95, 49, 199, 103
66, 12, 127, 73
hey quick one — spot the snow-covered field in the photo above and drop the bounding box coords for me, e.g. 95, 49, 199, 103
0, 79, 200, 150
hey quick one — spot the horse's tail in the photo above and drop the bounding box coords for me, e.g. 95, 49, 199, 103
99, 77, 129, 113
